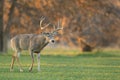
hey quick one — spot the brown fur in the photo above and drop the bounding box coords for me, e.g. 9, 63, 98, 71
10, 34, 50, 72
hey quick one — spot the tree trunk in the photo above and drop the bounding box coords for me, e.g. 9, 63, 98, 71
0, 0, 4, 52
3, 32, 9, 52
3, 0, 16, 52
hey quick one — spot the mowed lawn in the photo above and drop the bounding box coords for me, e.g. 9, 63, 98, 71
0, 49, 120, 80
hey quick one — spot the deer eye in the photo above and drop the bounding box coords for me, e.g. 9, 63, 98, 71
45, 33, 49, 35
47, 34, 50, 37
53, 32, 58, 36
47, 35, 50, 37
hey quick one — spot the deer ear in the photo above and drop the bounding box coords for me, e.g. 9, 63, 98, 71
43, 32, 49, 36
53, 31, 58, 36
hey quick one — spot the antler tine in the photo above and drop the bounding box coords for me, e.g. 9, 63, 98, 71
52, 19, 60, 30
53, 25, 56, 30
43, 23, 51, 29
40, 17, 45, 29
56, 19, 63, 30
40, 16, 44, 20
39, 17, 50, 30
58, 20, 60, 28
52, 19, 63, 32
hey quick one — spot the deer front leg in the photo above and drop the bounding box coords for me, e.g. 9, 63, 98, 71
29, 51, 34, 72
37, 53, 40, 72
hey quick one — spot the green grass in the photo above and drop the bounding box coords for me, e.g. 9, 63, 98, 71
0, 49, 120, 80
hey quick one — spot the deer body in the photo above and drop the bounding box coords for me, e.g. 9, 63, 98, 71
11, 34, 49, 53
10, 34, 50, 72
10, 17, 63, 72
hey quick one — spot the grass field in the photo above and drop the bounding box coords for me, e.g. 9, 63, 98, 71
0, 49, 120, 80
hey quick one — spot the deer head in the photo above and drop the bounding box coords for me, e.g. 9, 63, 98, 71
39, 17, 63, 44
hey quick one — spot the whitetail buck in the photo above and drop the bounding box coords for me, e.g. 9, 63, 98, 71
10, 17, 63, 72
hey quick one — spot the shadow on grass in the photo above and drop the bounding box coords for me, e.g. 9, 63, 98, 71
78, 51, 120, 58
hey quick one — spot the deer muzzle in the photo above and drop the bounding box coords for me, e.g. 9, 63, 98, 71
50, 39, 55, 43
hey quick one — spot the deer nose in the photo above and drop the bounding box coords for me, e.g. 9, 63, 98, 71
51, 40, 55, 43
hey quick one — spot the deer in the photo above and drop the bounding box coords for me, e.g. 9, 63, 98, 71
10, 17, 63, 72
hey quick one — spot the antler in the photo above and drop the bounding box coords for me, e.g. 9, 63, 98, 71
40, 17, 50, 30
53, 19, 63, 32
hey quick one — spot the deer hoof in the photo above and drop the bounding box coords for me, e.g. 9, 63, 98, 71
20, 69, 23, 72
29, 69, 32, 72
10, 69, 14, 72
38, 69, 41, 72
29, 67, 32, 72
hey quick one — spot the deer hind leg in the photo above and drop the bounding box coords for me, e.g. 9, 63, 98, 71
29, 51, 34, 72
10, 53, 16, 72
10, 51, 23, 72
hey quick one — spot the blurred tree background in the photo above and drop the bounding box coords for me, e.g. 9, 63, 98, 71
0, 0, 120, 52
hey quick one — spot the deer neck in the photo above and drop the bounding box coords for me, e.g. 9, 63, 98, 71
44, 36, 50, 43
39, 38, 49, 51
